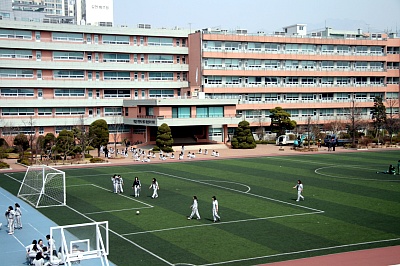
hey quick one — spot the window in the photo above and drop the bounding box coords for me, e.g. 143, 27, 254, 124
104, 107, 122, 116
148, 89, 174, 98
196, 106, 223, 118
265, 60, 279, 69
369, 62, 383, 70
288, 109, 299, 117
103, 71, 130, 80
225, 42, 241, 50
147, 37, 173, 46
321, 61, 334, 69
205, 41, 222, 50
1, 88, 34, 97
172, 107, 191, 118
247, 42, 262, 51
247, 59, 262, 68
248, 94, 262, 101
206, 58, 222, 68
245, 110, 262, 118
148, 72, 173, 81
301, 93, 314, 101
53, 51, 84, 60
285, 60, 299, 69
0, 49, 32, 59
52, 32, 83, 42
2, 127, 35, 135
369, 77, 383, 85
55, 108, 85, 115
386, 92, 399, 99
319, 109, 334, 116
0, 29, 32, 39
248, 77, 262, 85
355, 77, 368, 84
55, 126, 73, 133
54, 89, 85, 97
321, 77, 334, 85
355, 46, 368, 54
301, 109, 314, 117
108, 125, 130, 133
104, 90, 131, 98
38, 108, 52, 115
336, 93, 349, 100
300, 61, 315, 69
336, 61, 350, 69
102, 35, 129, 44
286, 77, 299, 85
208, 128, 222, 137
286, 93, 299, 101
53, 70, 84, 79
285, 44, 299, 52
337, 45, 350, 54
355, 62, 368, 69
103, 53, 130, 63
224, 59, 240, 68
265, 77, 279, 85
321, 45, 334, 54
265, 93, 278, 102
2, 107, 34, 116
206, 76, 222, 84
265, 43, 279, 52
370, 46, 383, 55
148, 55, 173, 63
336, 77, 350, 85
0, 69, 33, 78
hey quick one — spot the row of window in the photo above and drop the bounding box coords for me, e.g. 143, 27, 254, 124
0, 50, 185, 64
0, 69, 186, 81
204, 59, 388, 70
0, 107, 124, 116
204, 76, 389, 85
0, 30, 187, 47
0, 88, 176, 98
204, 41, 388, 55
207, 92, 399, 101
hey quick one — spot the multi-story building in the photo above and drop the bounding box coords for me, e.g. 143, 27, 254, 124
0, 20, 190, 144
0, 20, 399, 146
188, 25, 400, 141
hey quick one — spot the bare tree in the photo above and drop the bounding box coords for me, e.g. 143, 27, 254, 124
110, 107, 124, 157
385, 97, 400, 144
323, 116, 346, 135
24, 116, 37, 162
346, 96, 368, 146
255, 110, 267, 141
73, 115, 92, 159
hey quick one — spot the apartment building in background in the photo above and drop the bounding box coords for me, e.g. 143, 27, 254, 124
0, 20, 399, 145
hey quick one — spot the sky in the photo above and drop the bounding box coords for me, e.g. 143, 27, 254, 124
113, 0, 400, 34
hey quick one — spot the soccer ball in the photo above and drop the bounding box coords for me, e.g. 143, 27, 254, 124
136, 210, 140, 215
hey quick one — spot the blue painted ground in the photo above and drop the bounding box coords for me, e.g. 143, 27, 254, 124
0, 187, 116, 266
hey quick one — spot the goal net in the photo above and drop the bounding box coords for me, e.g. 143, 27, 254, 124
50, 221, 109, 266
18, 165, 66, 208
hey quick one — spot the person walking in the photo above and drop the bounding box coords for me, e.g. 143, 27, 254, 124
212, 196, 220, 222
188, 196, 201, 220
132, 176, 141, 197
293, 179, 304, 202
14, 203, 22, 229
149, 178, 159, 199
6, 206, 15, 235
117, 175, 124, 193
111, 174, 118, 193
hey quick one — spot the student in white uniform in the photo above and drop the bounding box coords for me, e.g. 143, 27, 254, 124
149, 178, 159, 199
212, 196, 220, 222
188, 196, 201, 220
6, 206, 15, 234
111, 175, 118, 193
14, 203, 22, 229
293, 179, 304, 202
117, 175, 124, 193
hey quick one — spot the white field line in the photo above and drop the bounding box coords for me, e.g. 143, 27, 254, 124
152, 171, 325, 213
202, 180, 251, 193
199, 237, 400, 266
122, 211, 322, 236
315, 165, 400, 182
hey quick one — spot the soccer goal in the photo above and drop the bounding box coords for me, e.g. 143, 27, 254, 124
50, 221, 109, 266
17, 165, 66, 208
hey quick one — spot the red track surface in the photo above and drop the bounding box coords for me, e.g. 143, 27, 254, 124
262, 245, 400, 266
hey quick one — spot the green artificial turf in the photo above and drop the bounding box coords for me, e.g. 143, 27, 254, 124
2, 150, 400, 265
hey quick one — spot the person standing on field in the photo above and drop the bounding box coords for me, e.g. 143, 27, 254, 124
111, 175, 118, 193
14, 203, 22, 229
188, 196, 201, 220
293, 179, 304, 202
149, 178, 159, 199
117, 175, 124, 193
6, 206, 15, 234
212, 196, 220, 222
132, 176, 141, 197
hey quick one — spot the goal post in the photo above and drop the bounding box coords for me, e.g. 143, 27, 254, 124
18, 165, 66, 208
50, 221, 110, 266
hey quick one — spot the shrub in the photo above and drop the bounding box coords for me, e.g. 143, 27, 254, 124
152, 146, 160, 152
84, 153, 93, 158
90, 157, 105, 163
0, 161, 10, 169
255, 140, 269, 145
17, 158, 31, 166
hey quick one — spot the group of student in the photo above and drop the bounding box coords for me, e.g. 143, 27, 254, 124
377, 161, 399, 175
112, 175, 159, 199
111, 174, 124, 193
4, 203, 22, 235
25, 235, 59, 266
187, 195, 221, 223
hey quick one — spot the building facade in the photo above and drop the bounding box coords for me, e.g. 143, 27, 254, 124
0, 20, 399, 146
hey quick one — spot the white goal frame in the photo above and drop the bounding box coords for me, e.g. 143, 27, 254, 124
50, 221, 109, 266
17, 165, 66, 208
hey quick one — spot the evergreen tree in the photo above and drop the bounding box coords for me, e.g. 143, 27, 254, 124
269, 107, 297, 136
231, 121, 256, 149
371, 96, 387, 141
156, 123, 174, 152
89, 119, 109, 157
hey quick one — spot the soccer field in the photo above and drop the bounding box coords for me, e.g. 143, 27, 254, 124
2, 150, 400, 265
